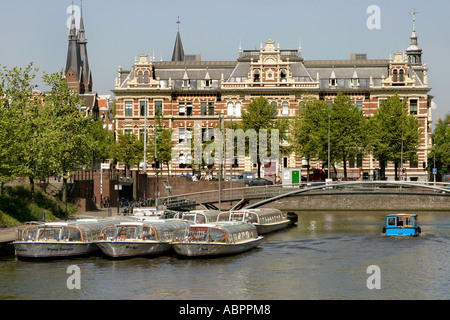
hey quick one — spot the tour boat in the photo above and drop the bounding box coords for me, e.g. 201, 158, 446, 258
217, 208, 292, 235
174, 210, 222, 224
382, 214, 421, 237
13, 218, 132, 258
95, 219, 191, 258
172, 222, 263, 257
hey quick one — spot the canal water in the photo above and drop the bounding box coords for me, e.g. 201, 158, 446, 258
1, 211, 449, 300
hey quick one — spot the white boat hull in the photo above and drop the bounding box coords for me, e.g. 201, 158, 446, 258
13, 242, 98, 258
172, 237, 263, 257
255, 220, 291, 235
96, 241, 172, 258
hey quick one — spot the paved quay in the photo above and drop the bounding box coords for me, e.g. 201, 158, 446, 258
0, 208, 116, 255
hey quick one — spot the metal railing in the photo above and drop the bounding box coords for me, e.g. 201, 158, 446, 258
160, 181, 450, 209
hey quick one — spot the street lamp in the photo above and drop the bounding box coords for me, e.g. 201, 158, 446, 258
328, 115, 331, 180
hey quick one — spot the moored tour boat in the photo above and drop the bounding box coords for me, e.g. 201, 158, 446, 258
95, 219, 191, 258
383, 214, 421, 237
13, 218, 132, 259
172, 222, 263, 257
217, 208, 292, 235
174, 210, 222, 224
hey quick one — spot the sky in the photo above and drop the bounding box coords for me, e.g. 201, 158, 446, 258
1, 0, 449, 119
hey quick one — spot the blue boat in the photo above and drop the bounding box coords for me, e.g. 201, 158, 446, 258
382, 214, 421, 237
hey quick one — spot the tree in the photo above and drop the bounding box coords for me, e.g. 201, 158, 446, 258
88, 119, 116, 165
0, 63, 50, 195
116, 131, 143, 176
367, 94, 421, 180
429, 113, 450, 181
42, 71, 96, 203
148, 114, 175, 176
330, 93, 366, 180
289, 97, 330, 181
240, 96, 289, 178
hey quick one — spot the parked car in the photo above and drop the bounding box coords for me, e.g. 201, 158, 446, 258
246, 178, 273, 187
233, 172, 257, 183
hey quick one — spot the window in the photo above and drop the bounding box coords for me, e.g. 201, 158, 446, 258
186, 102, 193, 116
124, 129, 133, 135
179, 102, 185, 116
393, 70, 398, 82
155, 101, 163, 116
125, 101, 133, 116
399, 69, 405, 82
140, 101, 146, 117
179, 128, 185, 143
201, 102, 207, 116
329, 78, 336, 86
179, 154, 186, 168
280, 70, 286, 82
283, 157, 288, 168
410, 99, 418, 115
138, 71, 143, 84
282, 102, 289, 116
144, 71, 149, 84
388, 217, 396, 226
253, 70, 260, 82
235, 102, 241, 117
208, 102, 215, 116
227, 102, 234, 116
356, 101, 363, 111
410, 157, 418, 168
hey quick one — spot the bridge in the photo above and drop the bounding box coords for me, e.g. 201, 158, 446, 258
161, 181, 450, 212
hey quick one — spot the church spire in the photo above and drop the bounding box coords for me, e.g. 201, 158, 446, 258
171, 17, 185, 62
65, 3, 82, 92
78, 1, 93, 92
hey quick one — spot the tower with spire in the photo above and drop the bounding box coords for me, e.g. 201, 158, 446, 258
171, 17, 185, 62
406, 11, 423, 66
65, 1, 93, 94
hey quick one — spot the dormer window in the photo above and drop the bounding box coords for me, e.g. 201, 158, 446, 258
280, 70, 286, 82
329, 78, 336, 87
393, 70, 398, 82
253, 69, 260, 82
399, 69, 405, 82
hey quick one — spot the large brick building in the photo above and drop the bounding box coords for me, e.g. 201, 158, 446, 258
112, 20, 432, 182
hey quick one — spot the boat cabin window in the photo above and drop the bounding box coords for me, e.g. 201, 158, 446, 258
245, 213, 258, 223
387, 217, 396, 226
230, 213, 244, 221
37, 226, 62, 241
117, 226, 137, 240
210, 228, 227, 242
60, 227, 83, 242
21, 226, 38, 241
142, 226, 156, 240
100, 226, 117, 240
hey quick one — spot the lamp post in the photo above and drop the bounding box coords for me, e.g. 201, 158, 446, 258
218, 112, 223, 210
328, 115, 331, 180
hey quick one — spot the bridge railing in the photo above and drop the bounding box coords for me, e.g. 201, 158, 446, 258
160, 181, 450, 207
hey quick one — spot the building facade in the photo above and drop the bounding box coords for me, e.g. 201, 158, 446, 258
112, 22, 432, 182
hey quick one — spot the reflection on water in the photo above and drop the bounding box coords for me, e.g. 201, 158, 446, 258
1, 211, 449, 300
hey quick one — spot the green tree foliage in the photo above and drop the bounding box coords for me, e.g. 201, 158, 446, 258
42, 71, 96, 202
0, 65, 98, 204
148, 114, 175, 175
116, 131, 143, 175
429, 113, 450, 180
240, 96, 289, 178
367, 94, 421, 180
330, 93, 367, 180
289, 97, 329, 181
